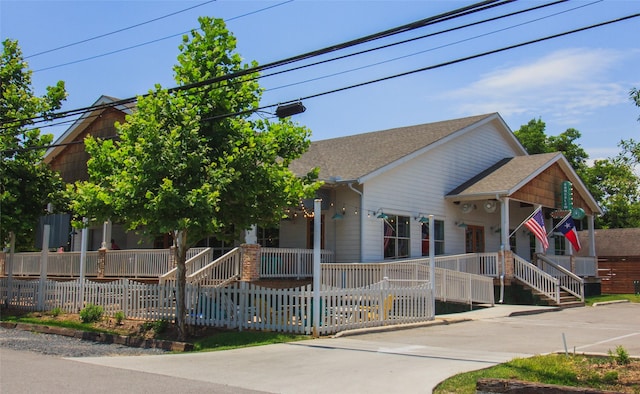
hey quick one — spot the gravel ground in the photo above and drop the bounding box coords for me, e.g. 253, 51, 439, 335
0, 326, 169, 357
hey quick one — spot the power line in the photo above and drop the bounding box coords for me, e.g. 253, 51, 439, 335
202, 13, 640, 121
5, 10, 638, 156
33, 0, 295, 73
1, 0, 511, 130
25, 0, 217, 59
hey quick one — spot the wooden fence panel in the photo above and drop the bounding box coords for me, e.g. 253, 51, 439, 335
599, 259, 640, 294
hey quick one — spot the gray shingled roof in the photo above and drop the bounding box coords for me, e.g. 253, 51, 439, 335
289, 113, 496, 181
578, 228, 640, 256
446, 152, 561, 199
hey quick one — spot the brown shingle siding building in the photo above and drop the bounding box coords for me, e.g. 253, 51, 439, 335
578, 228, 640, 294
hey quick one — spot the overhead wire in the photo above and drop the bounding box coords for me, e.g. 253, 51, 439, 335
25, 0, 217, 59
265, 0, 601, 92
4, 10, 638, 156
33, 0, 295, 73
0, 0, 513, 129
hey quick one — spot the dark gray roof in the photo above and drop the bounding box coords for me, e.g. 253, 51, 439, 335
446, 152, 561, 199
578, 228, 640, 257
289, 113, 497, 181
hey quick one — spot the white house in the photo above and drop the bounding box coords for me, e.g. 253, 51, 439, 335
284, 112, 601, 264
43, 99, 600, 269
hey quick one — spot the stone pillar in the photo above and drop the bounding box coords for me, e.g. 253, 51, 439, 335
570, 254, 576, 274
502, 249, 514, 279
240, 244, 260, 282
97, 247, 106, 278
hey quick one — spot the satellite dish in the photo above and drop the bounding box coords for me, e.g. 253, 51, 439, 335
483, 200, 497, 213
460, 203, 475, 214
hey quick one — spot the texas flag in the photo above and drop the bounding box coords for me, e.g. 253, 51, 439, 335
559, 216, 581, 252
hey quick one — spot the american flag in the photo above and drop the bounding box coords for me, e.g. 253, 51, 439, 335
524, 208, 549, 251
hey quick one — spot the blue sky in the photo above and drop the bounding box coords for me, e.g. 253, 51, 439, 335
1, 0, 639, 161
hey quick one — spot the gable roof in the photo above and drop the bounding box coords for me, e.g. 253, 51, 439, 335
577, 228, 640, 257
447, 152, 561, 198
290, 113, 521, 183
44, 95, 134, 164
446, 152, 602, 214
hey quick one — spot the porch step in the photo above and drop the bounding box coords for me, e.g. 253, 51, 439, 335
526, 287, 584, 308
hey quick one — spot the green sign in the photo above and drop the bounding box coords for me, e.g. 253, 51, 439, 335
561, 181, 573, 210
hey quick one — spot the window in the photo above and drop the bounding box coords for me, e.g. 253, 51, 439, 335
195, 232, 235, 258
257, 226, 279, 247
384, 215, 410, 259
422, 219, 445, 255
554, 234, 566, 255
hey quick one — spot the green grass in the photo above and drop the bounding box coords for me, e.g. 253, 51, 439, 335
433, 353, 631, 394
191, 330, 308, 352
585, 294, 640, 306
1, 314, 112, 334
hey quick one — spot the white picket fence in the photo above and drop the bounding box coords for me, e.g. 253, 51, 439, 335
0, 278, 434, 335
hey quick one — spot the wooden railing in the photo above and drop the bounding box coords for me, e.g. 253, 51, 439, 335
543, 255, 597, 277
535, 254, 585, 301
513, 254, 559, 304
259, 247, 334, 278
159, 248, 214, 283
320, 258, 495, 306
434, 253, 500, 277
188, 247, 241, 286
4, 248, 207, 278
105, 249, 173, 278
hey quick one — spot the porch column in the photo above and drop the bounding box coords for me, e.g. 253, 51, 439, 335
588, 214, 596, 256
244, 225, 258, 245
500, 197, 510, 251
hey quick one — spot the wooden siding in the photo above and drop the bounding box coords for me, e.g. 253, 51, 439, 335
48, 108, 126, 183
598, 258, 640, 294
361, 122, 521, 261
511, 162, 594, 215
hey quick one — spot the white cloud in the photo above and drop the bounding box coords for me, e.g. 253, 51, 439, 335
445, 48, 632, 120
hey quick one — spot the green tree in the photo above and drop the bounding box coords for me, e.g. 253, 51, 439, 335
0, 39, 66, 251
69, 18, 320, 340
581, 149, 640, 228
514, 118, 588, 173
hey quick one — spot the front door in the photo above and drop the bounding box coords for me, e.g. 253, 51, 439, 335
465, 225, 485, 253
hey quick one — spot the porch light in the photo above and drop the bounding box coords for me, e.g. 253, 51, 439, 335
456, 221, 467, 228
417, 216, 429, 224
331, 212, 344, 220
377, 212, 389, 220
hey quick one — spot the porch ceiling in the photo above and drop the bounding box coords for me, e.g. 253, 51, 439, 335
446, 152, 602, 216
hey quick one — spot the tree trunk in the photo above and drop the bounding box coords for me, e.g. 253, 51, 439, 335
174, 229, 188, 341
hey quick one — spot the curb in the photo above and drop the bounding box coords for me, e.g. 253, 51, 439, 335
508, 307, 561, 317
592, 300, 630, 307
0, 321, 193, 352
333, 317, 471, 338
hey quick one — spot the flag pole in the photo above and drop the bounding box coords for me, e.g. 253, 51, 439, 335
509, 206, 541, 238
546, 211, 571, 237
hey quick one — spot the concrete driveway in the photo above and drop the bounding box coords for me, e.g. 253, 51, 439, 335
9, 303, 640, 393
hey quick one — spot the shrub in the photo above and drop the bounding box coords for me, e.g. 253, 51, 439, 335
114, 311, 125, 325
608, 345, 630, 365
79, 304, 104, 324
50, 307, 62, 317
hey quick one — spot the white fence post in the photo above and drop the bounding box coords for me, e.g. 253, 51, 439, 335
38, 225, 50, 310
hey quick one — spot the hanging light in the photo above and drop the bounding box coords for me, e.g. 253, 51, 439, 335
377, 212, 389, 220
418, 216, 429, 224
